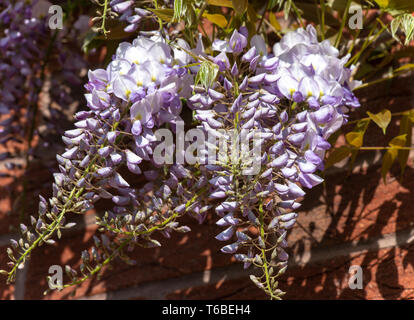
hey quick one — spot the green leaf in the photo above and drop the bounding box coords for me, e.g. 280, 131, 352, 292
326, 146, 352, 168
381, 134, 407, 183
381, 147, 398, 182
202, 13, 228, 28
346, 131, 364, 148
397, 115, 412, 176
269, 12, 281, 31
367, 109, 391, 134
283, 0, 292, 20
329, 0, 363, 12
172, 0, 185, 22
268, 0, 279, 10
148, 8, 174, 22
406, 109, 414, 122
385, 0, 414, 15
232, 0, 248, 16
208, 0, 233, 7
195, 60, 219, 89
374, 0, 389, 8
391, 14, 414, 45
389, 133, 407, 147
394, 63, 414, 72
247, 3, 258, 23
82, 30, 100, 53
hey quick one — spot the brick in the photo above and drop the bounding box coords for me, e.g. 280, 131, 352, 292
0, 245, 16, 299
23, 213, 239, 299
281, 244, 414, 300
289, 160, 414, 250
166, 277, 267, 300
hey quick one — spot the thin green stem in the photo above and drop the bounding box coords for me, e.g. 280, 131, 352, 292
290, 1, 304, 29
258, 201, 277, 300
7, 106, 130, 283
347, 18, 386, 66
356, 146, 414, 150
100, 0, 110, 36
346, 111, 410, 125
62, 186, 205, 289
320, 0, 326, 40
334, 0, 352, 48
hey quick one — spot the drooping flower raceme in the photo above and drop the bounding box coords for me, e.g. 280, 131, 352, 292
110, 0, 151, 33
2, 24, 361, 300
0, 0, 46, 147
0, 0, 86, 165
187, 25, 360, 299
109, 0, 174, 33
3, 32, 198, 284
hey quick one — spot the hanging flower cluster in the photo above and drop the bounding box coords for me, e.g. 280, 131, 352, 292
108, 0, 174, 33
109, 0, 152, 33
1, 22, 361, 299
0, 0, 47, 146
187, 25, 361, 299
2, 31, 198, 285
0, 0, 86, 164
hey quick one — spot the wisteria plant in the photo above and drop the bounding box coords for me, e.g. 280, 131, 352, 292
1, 0, 414, 299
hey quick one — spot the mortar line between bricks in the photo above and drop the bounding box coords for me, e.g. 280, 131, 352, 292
290, 227, 414, 266
79, 227, 414, 300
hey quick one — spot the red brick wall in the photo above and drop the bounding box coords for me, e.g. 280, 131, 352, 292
0, 77, 413, 300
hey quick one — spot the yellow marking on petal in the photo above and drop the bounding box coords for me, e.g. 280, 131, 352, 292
135, 114, 142, 120
133, 60, 139, 64
307, 91, 313, 97
289, 88, 295, 95
160, 58, 165, 64
137, 81, 143, 86
125, 89, 131, 98
320, 91, 324, 96
151, 75, 156, 82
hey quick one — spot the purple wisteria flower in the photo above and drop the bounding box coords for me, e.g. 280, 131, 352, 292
0, 0, 86, 163
0, 0, 46, 147
61, 32, 193, 215
109, 0, 173, 33
187, 25, 361, 298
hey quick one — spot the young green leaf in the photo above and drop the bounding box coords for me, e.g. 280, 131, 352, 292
374, 0, 389, 8
202, 13, 228, 28
381, 147, 398, 183
232, 0, 248, 16
345, 118, 370, 148
172, 0, 186, 23
269, 12, 281, 31
367, 109, 391, 134
407, 109, 414, 122
346, 131, 364, 148
326, 146, 352, 168
397, 115, 412, 176
381, 134, 407, 182
208, 0, 233, 7
195, 60, 219, 89
389, 134, 407, 148
148, 8, 174, 23
391, 13, 414, 45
